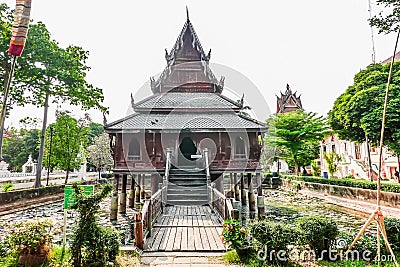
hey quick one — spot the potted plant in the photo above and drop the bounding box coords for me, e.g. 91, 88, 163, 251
9, 218, 56, 266
221, 219, 251, 259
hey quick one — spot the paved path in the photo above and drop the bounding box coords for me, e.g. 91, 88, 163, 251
145, 206, 225, 252
139, 252, 237, 266
298, 188, 400, 218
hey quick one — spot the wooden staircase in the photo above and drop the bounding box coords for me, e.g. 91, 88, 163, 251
166, 167, 208, 206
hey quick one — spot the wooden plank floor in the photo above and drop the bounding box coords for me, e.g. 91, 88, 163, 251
144, 205, 226, 252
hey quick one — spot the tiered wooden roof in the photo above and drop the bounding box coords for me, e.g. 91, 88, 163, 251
276, 84, 303, 113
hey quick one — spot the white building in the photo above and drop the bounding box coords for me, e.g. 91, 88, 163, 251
320, 135, 399, 180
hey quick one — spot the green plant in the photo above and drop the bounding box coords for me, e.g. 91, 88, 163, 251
323, 151, 342, 178
311, 160, 321, 177
295, 215, 338, 256
2, 183, 13, 192
70, 183, 120, 267
8, 218, 56, 254
222, 250, 241, 264
281, 175, 400, 193
47, 245, 71, 267
292, 182, 301, 192
384, 217, 400, 252
221, 219, 250, 252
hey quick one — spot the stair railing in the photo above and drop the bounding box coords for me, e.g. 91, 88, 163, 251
162, 148, 172, 205
203, 148, 212, 204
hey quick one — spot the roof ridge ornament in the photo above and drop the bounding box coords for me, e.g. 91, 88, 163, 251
131, 93, 135, 108
186, 6, 190, 21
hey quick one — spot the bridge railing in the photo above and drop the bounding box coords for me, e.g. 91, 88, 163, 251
134, 185, 166, 249
209, 184, 238, 221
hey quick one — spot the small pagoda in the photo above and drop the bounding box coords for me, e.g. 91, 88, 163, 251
276, 84, 303, 113
105, 12, 267, 219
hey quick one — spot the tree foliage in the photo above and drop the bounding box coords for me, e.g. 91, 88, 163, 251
328, 63, 400, 155
266, 110, 331, 174
87, 132, 113, 176
323, 151, 342, 178
2, 128, 39, 172
44, 112, 89, 183
369, 0, 400, 34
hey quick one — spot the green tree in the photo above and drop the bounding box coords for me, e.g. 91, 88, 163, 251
323, 151, 342, 178
0, 4, 107, 187
328, 63, 400, 155
2, 128, 39, 172
369, 0, 400, 34
87, 122, 104, 146
267, 110, 331, 175
87, 133, 113, 180
47, 112, 89, 183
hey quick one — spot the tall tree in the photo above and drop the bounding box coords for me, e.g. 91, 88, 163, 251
369, 0, 400, 34
328, 63, 400, 155
47, 111, 89, 184
87, 133, 113, 180
266, 110, 331, 175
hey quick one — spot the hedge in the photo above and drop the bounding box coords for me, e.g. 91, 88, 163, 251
280, 174, 400, 193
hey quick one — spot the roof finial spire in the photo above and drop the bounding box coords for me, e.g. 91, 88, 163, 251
186, 6, 189, 21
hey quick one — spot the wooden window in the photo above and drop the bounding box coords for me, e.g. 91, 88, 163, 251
128, 138, 140, 161
235, 136, 246, 159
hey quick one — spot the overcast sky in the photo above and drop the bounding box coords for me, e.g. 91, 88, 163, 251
2, 0, 398, 127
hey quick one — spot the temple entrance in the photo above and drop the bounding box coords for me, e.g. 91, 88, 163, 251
178, 137, 197, 166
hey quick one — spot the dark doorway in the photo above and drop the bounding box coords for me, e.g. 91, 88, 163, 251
179, 137, 197, 166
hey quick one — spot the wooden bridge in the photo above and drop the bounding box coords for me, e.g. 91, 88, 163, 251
112, 150, 265, 253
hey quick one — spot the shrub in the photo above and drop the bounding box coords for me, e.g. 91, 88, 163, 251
384, 217, 400, 252
295, 215, 338, 256
221, 219, 250, 251
250, 220, 299, 264
1, 183, 13, 192
8, 218, 57, 254
281, 175, 400, 193
70, 183, 120, 267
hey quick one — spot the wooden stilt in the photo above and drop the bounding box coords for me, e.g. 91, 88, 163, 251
110, 174, 119, 220
119, 174, 127, 213
141, 174, 146, 201
135, 174, 141, 209
128, 174, 135, 208
248, 173, 256, 216
256, 172, 265, 219
234, 173, 240, 201
240, 173, 246, 205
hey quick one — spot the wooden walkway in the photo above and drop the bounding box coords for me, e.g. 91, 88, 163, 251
144, 205, 226, 252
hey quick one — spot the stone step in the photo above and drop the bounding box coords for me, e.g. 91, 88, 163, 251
166, 199, 210, 206
167, 193, 208, 201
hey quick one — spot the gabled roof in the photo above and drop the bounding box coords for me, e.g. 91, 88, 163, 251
150, 16, 223, 94
105, 112, 267, 132
276, 84, 303, 113
133, 92, 241, 111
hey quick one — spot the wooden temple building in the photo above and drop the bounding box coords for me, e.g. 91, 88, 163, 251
105, 13, 267, 221
276, 84, 303, 114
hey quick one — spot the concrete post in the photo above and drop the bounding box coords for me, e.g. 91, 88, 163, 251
110, 174, 119, 220
234, 173, 240, 201
119, 174, 127, 213
248, 173, 256, 216
128, 174, 135, 208
256, 172, 265, 219
240, 173, 246, 205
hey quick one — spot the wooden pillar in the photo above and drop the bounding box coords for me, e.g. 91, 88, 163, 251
119, 174, 127, 213
227, 173, 234, 198
234, 173, 240, 201
135, 174, 141, 209
256, 172, 265, 219
128, 174, 135, 208
110, 174, 119, 220
134, 212, 143, 249
216, 174, 224, 194
141, 174, 146, 201
151, 174, 158, 195
240, 173, 246, 205
248, 173, 256, 215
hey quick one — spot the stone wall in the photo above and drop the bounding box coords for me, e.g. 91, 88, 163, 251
281, 178, 400, 208
0, 185, 65, 204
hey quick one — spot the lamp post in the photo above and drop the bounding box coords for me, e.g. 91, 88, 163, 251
46, 125, 53, 186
